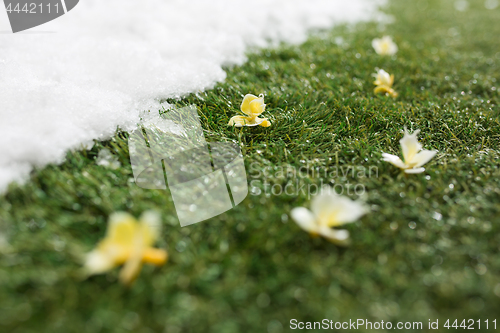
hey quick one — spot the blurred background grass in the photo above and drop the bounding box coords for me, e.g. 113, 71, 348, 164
1, 0, 500, 332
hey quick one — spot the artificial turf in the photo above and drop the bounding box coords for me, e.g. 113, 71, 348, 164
1, 0, 500, 332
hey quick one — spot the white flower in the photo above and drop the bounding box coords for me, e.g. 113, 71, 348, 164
290, 188, 367, 246
373, 69, 392, 86
372, 36, 398, 56
382, 128, 437, 174
373, 69, 398, 98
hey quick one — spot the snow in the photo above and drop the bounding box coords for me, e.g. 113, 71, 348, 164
0, 0, 386, 192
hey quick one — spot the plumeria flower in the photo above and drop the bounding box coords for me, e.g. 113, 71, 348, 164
84, 211, 167, 285
228, 94, 271, 127
290, 187, 367, 246
382, 128, 437, 174
373, 69, 398, 98
372, 36, 398, 56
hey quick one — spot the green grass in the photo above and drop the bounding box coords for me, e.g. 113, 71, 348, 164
1, 0, 500, 332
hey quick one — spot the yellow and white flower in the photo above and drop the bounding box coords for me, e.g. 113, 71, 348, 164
290, 187, 367, 246
84, 211, 167, 285
228, 94, 271, 127
372, 36, 398, 56
382, 128, 437, 174
373, 69, 398, 98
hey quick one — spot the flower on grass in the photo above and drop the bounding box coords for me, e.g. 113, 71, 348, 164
84, 211, 167, 285
372, 36, 398, 56
228, 94, 271, 127
290, 187, 367, 246
382, 128, 437, 174
373, 69, 398, 98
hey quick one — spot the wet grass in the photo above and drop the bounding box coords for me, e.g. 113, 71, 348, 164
1, 0, 500, 332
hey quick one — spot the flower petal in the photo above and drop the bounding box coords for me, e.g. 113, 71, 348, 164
404, 167, 426, 174
106, 212, 137, 246
372, 36, 398, 55
84, 250, 116, 275
374, 85, 395, 95
318, 226, 350, 246
382, 153, 407, 169
119, 255, 143, 286
328, 197, 367, 225
389, 44, 398, 55
245, 122, 262, 127
246, 116, 265, 127
142, 248, 168, 265
256, 117, 271, 127
372, 38, 382, 53
382, 36, 398, 55
260, 119, 271, 127
228, 115, 252, 127
310, 187, 337, 217
249, 97, 265, 116
290, 207, 318, 233
400, 128, 422, 163
240, 94, 259, 115
411, 149, 437, 168
376, 69, 392, 86
229, 115, 267, 127
389, 74, 395, 86
311, 188, 366, 227
119, 223, 147, 285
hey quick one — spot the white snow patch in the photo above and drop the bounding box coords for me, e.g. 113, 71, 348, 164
0, 0, 386, 192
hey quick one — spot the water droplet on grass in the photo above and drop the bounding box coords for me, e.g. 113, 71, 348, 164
378, 254, 388, 264
176, 240, 187, 252
454, 0, 469, 12
267, 320, 283, 333
257, 293, 271, 308
433, 212, 442, 221
494, 284, 500, 297
475, 264, 487, 276
485, 0, 499, 10
251, 187, 261, 195
431, 265, 443, 276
